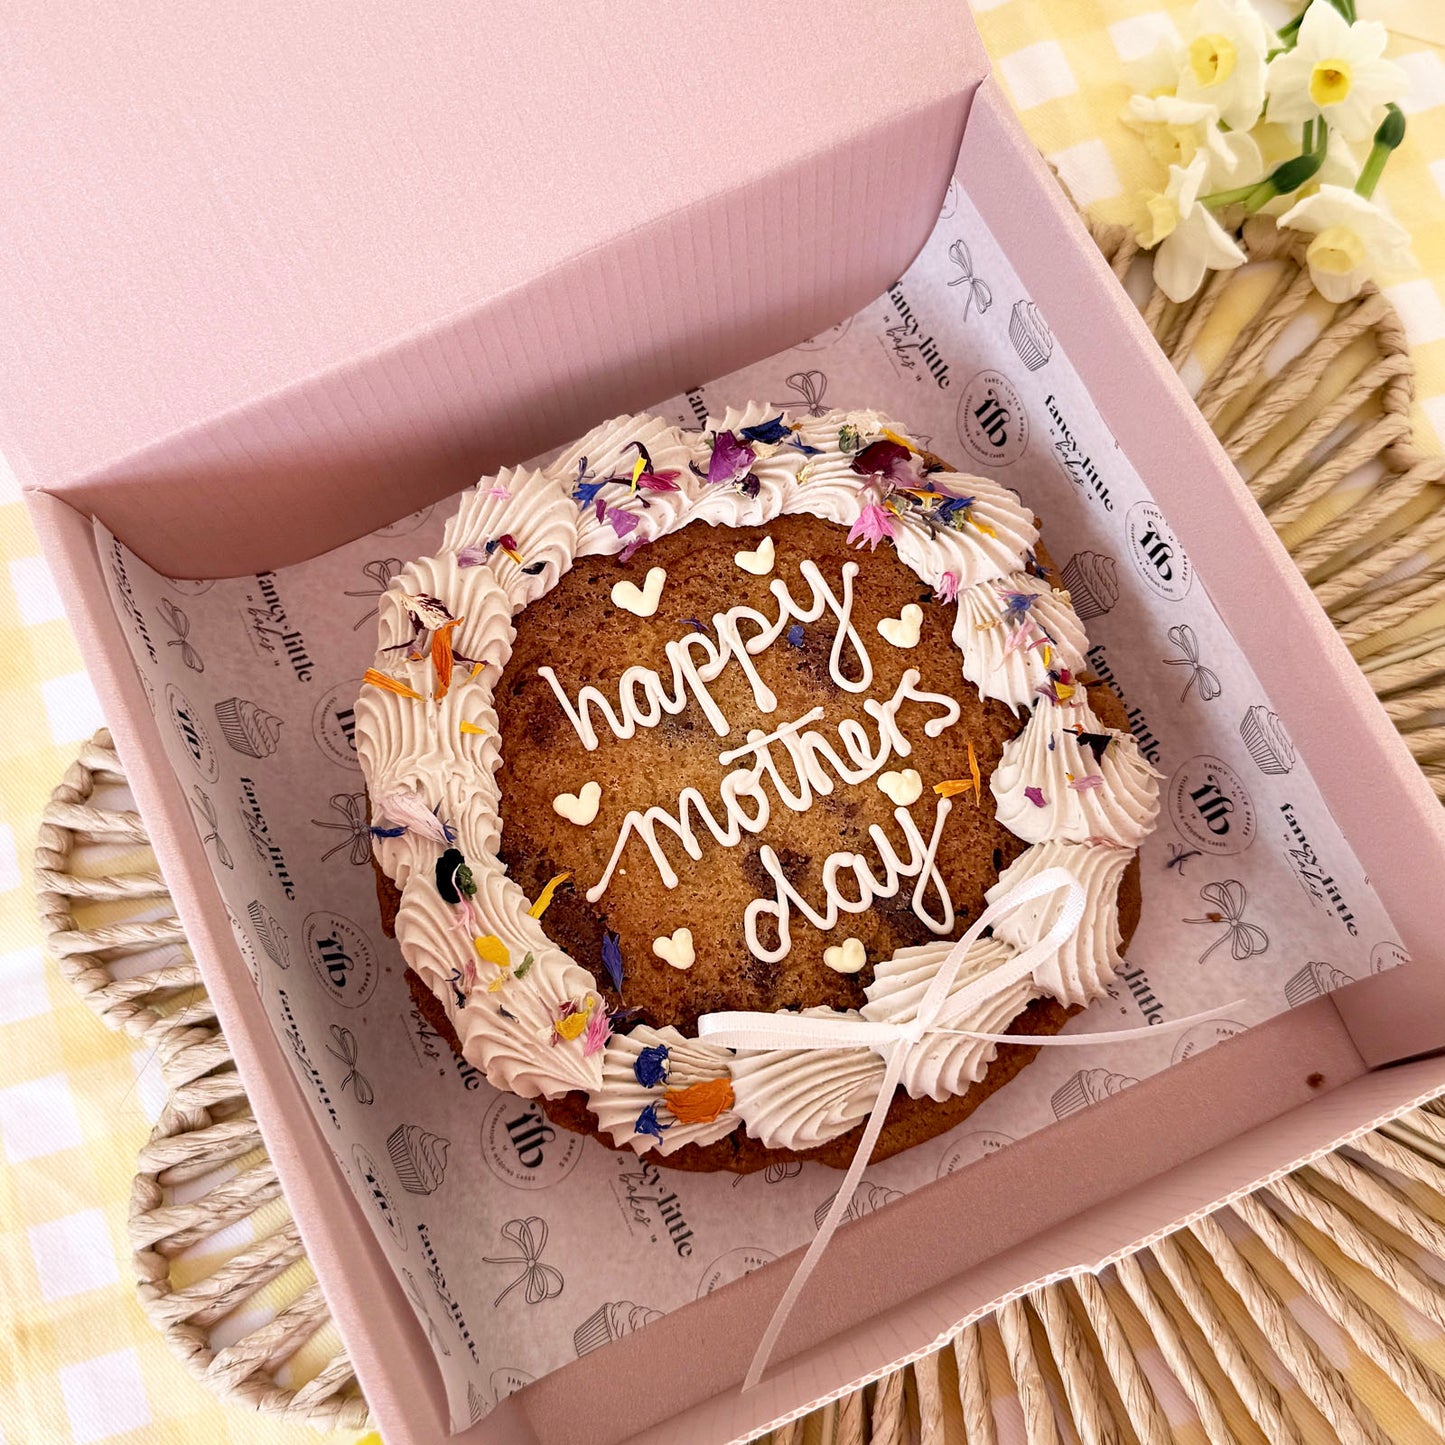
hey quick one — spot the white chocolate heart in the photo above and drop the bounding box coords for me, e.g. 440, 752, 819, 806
552, 780, 602, 826
878, 603, 923, 649
823, 937, 867, 974
611, 566, 667, 618
734, 536, 776, 576
652, 928, 695, 970
877, 768, 923, 806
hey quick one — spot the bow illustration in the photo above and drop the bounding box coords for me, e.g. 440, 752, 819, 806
1163, 623, 1222, 702
158, 597, 204, 673
190, 786, 233, 869
1186, 880, 1269, 963
784, 370, 828, 417
311, 791, 373, 865
484, 1217, 564, 1307
325, 1024, 375, 1105
346, 558, 405, 630
947, 239, 993, 320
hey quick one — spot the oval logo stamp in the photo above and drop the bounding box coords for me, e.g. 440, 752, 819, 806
1168, 755, 1256, 855
1126, 501, 1193, 601
165, 684, 220, 782
304, 912, 378, 1008
957, 369, 1028, 466
480, 1095, 584, 1190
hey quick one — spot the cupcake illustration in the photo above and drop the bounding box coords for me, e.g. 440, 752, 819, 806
246, 900, 290, 969
387, 1123, 451, 1194
574, 1300, 664, 1356
1285, 961, 1354, 1007
1059, 551, 1119, 621
814, 1179, 903, 1229
215, 697, 284, 758
1052, 1068, 1137, 1120
1009, 299, 1054, 370
1240, 705, 1295, 775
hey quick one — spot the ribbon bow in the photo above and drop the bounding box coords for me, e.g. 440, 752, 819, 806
325, 1024, 375, 1105
947, 239, 993, 320
483, 1217, 564, 1307
1163, 623, 1222, 703
700, 866, 1243, 1390
346, 557, 405, 630
784, 370, 828, 417
311, 791, 373, 865
158, 597, 204, 673
1186, 880, 1268, 963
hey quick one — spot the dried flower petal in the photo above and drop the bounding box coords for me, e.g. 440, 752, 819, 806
707, 430, 755, 486
846, 503, 898, 551
375, 788, 454, 844
850, 439, 913, 484
664, 1077, 735, 1124
634, 1044, 670, 1088
601, 931, 624, 993
528, 871, 572, 920
363, 668, 426, 701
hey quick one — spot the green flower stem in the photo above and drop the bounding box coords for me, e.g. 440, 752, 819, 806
1205, 149, 1326, 214
1356, 104, 1406, 199
1201, 182, 1260, 207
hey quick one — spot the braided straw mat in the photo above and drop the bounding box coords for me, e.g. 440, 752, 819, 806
30, 221, 1445, 1444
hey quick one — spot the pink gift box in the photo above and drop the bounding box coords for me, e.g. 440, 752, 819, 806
9, 3, 1445, 1440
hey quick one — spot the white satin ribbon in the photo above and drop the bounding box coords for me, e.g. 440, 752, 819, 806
697, 865, 1245, 1391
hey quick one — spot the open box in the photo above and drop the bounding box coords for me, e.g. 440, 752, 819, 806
10, 3, 1445, 1441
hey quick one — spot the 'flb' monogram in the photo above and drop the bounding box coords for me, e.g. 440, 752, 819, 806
973, 389, 1012, 448
1190, 774, 1234, 835
505, 1105, 556, 1170
333, 705, 357, 753
175, 702, 205, 765
1137, 526, 1174, 582
315, 933, 354, 987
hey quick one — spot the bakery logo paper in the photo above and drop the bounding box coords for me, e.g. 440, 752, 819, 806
389, 1124, 451, 1195
344, 558, 404, 633
1008, 300, 1053, 370
1171, 1016, 1248, 1064
883, 281, 957, 388
157, 598, 204, 672
793, 317, 852, 352
375, 504, 436, 538
1184, 880, 1269, 964
1126, 501, 1193, 601
783, 370, 829, 416
1240, 705, 1295, 774
238, 776, 298, 898
311, 680, 363, 769
246, 899, 291, 969
311, 792, 373, 866
1118, 959, 1165, 1024
480, 1095, 584, 1190
214, 696, 284, 757
1371, 940, 1411, 973
1083, 643, 1164, 765
613, 1159, 697, 1257
1046, 394, 1114, 510
303, 911, 378, 1007
110, 535, 157, 663
225, 903, 260, 984
573, 1301, 663, 1357
352, 1142, 408, 1250
1279, 802, 1360, 936
165, 683, 220, 781
402, 1267, 452, 1357
1167, 755, 1256, 855
277, 986, 339, 1128
946, 240, 993, 321
1051, 1068, 1138, 1120
1284, 961, 1355, 1006
421, 1222, 481, 1360
484, 1217, 563, 1311
324, 1024, 375, 1106
1162, 624, 1223, 703
241, 571, 317, 682
189, 786, 234, 870
957, 369, 1027, 466
936, 1130, 1016, 1177
697, 1246, 776, 1298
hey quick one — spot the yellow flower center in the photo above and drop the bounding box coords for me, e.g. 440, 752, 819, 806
1188, 33, 1238, 88
1142, 192, 1182, 248
1307, 226, 1367, 277
1310, 60, 1353, 107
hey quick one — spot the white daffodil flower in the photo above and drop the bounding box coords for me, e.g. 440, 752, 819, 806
1277, 184, 1412, 301
1175, 0, 1272, 131
1127, 37, 1186, 98
1265, 3, 1408, 143
1137, 154, 1249, 302
1124, 93, 1264, 190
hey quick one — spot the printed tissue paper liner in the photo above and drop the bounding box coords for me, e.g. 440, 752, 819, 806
99, 174, 1406, 1428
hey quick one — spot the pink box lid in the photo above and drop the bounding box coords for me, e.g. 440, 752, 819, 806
1, 0, 983, 552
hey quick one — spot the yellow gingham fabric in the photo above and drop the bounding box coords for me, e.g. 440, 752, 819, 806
0, 5, 1443, 1442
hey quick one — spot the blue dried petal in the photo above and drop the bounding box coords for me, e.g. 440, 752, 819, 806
573, 478, 608, 508
738, 415, 790, 445
602, 930, 624, 993
787, 624, 804, 648
635, 1102, 670, 1139
633, 1044, 670, 1088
